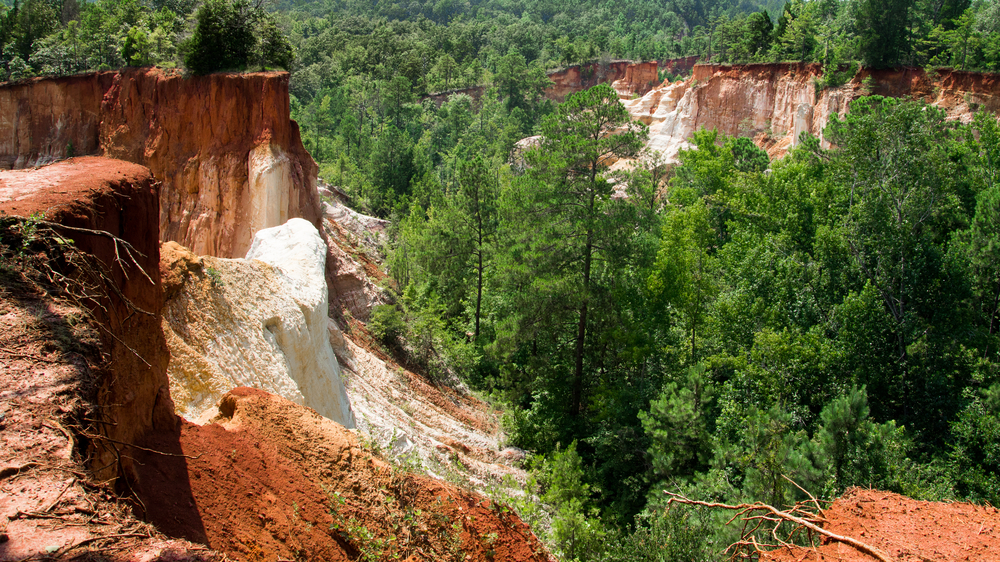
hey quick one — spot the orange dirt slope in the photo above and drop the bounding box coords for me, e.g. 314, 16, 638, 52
133, 388, 549, 562
762, 488, 1000, 562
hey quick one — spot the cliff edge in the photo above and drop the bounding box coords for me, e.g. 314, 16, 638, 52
0, 68, 321, 258
620, 63, 1000, 166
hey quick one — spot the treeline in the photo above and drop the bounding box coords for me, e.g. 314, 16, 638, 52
283, 0, 1000, 221
0, 0, 291, 81
281, 0, 1000, 74
375, 83, 1000, 561
3, 0, 999, 86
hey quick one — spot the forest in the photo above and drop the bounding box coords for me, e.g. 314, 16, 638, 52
2, 0, 1000, 560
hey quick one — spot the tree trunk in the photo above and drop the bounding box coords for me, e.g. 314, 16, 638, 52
572, 183, 597, 417
475, 248, 483, 341
573, 235, 591, 417
985, 275, 1000, 359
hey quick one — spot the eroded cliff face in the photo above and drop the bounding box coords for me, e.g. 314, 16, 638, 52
161, 219, 355, 428
0, 157, 174, 484
0, 69, 320, 259
621, 63, 1000, 165
611, 61, 661, 97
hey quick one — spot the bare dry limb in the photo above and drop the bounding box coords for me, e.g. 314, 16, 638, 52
665, 490, 893, 562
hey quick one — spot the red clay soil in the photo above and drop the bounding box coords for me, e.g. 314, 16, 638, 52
0, 276, 224, 562
0, 158, 225, 560
0, 156, 174, 485
762, 488, 1000, 562
133, 388, 548, 562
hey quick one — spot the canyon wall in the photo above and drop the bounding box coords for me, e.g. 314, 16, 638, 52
611, 61, 661, 97
0, 69, 321, 259
426, 58, 698, 106
621, 63, 1000, 165
0, 157, 175, 483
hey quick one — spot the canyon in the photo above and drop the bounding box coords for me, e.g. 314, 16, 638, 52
616, 63, 1000, 165
0, 70, 539, 561
1, 60, 999, 561
0, 68, 320, 258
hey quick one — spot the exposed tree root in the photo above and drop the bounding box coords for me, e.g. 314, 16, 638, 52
665, 490, 893, 562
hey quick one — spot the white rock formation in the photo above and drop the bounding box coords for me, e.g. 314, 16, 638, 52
162, 218, 355, 428
617, 64, 997, 167
248, 142, 292, 236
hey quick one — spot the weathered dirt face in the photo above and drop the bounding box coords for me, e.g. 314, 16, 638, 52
0, 156, 173, 484
133, 388, 549, 562
619, 63, 1000, 167
1, 157, 549, 562
0, 158, 226, 561
761, 488, 1000, 562
0, 69, 321, 259
611, 61, 661, 97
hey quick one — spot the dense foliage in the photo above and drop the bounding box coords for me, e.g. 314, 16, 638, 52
3, 0, 999, 82
4, 0, 1000, 559
372, 88, 1000, 559
0, 0, 292, 80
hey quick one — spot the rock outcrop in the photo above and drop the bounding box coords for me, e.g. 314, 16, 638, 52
322, 203, 389, 322
612, 61, 661, 97
161, 218, 354, 428
620, 63, 1000, 166
0, 68, 320, 258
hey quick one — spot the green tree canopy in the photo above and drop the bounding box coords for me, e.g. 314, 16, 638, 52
185, 0, 293, 75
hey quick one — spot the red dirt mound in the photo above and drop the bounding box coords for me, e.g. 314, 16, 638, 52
762, 488, 1000, 562
133, 388, 549, 562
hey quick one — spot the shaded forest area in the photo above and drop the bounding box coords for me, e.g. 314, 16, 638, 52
2, 0, 1000, 560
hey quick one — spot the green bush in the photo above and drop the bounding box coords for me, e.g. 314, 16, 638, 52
369, 303, 406, 345
600, 507, 714, 562
184, 0, 292, 74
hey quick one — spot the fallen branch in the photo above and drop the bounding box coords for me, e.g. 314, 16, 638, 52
0, 462, 40, 480
665, 491, 893, 562
81, 432, 203, 460
55, 532, 152, 556
44, 476, 77, 513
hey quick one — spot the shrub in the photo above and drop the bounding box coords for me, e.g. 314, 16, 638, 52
184, 0, 293, 75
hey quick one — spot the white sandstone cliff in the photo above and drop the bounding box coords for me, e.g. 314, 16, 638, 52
161, 218, 355, 428
618, 63, 1000, 167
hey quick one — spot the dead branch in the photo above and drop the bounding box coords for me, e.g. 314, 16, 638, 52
37, 221, 154, 286
783, 474, 824, 517
0, 462, 40, 480
81, 432, 203, 460
43, 477, 77, 513
55, 532, 152, 556
0, 352, 64, 364
665, 491, 893, 562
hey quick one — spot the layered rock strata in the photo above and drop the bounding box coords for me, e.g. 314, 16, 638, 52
161, 218, 355, 428
0, 68, 320, 258
611, 61, 661, 97
621, 63, 1000, 165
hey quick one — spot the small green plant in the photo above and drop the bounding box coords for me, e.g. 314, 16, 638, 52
483, 531, 499, 558
206, 266, 224, 287
446, 521, 464, 557
18, 212, 45, 253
